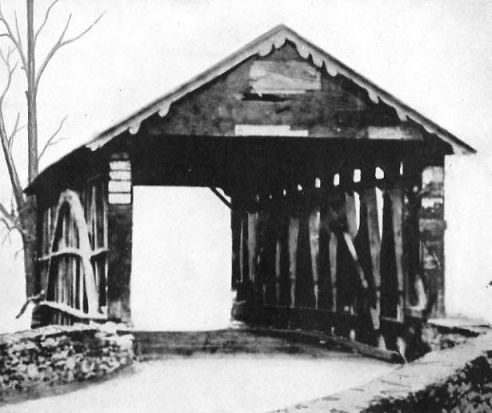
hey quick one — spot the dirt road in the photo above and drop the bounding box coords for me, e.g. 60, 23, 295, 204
1, 352, 394, 413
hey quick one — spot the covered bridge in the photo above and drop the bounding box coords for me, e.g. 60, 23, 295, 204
25, 25, 474, 352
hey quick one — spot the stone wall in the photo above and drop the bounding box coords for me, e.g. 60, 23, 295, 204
275, 331, 492, 412
0, 323, 134, 402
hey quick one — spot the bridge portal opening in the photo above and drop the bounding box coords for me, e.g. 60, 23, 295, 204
131, 186, 232, 330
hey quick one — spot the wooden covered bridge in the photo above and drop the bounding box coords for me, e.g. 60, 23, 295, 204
25, 25, 474, 355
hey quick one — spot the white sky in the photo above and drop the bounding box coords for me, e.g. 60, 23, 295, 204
0, 0, 492, 330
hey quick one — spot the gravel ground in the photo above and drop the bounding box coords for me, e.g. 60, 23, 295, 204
1, 352, 394, 413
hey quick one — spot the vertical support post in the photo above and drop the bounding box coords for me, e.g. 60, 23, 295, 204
402, 156, 423, 314
329, 232, 338, 312
288, 216, 300, 308
248, 211, 259, 286
340, 165, 357, 339
343, 175, 358, 240
386, 161, 405, 322
107, 152, 133, 323
275, 238, 281, 304
391, 190, 405, 321
231, 207, 241, 291
309, 206, 320, 308
363, 166, 384, 347
239, 211, 248, 283
273, 193, 283, 305
321, 172, 339, 314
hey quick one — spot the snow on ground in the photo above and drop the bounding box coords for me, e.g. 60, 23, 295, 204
1, 353, 395, 413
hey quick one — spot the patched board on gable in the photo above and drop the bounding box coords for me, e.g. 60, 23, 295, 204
249, 60, 321, 95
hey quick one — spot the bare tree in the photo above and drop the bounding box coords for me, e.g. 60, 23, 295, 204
0, 0, 103, 298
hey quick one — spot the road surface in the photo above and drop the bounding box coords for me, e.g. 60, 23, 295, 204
1, 352, 394, 413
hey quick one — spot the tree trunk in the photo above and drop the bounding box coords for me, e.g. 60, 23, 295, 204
26, 0, 38, 184
22, 0, 38, 304
19, 197, 37, 298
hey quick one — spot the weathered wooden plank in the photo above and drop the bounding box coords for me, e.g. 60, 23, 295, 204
90, 185, 96, 249
263, 202, 281, 306
341, 232, 368, 290
288, 216, 300, 308
250, 318, 403, 363
365, 187, 384, 346
294, 206, 316, 308
317, 201, 332, 310
276, 204, 291, 308
38, 301, 106, 321
107, 200, 132, 322
390, 188, 405, 321
361, 125, 423, 141
257, 209, 276, 305
341, 229, 380, 339
365, 189, 381, 288
239, 212, 248, 283
275, 238, 281, 304
37, 247, 108, 262
352, 191, 375, 344
378, 186, 400, 352
401, 158, 423, 315
248, 212, 259, 286
231, 208, 241, 290
329, 232, 338, 312
309, 207, 320, 308
249, 60, 322, 94
345, 191, 358, 238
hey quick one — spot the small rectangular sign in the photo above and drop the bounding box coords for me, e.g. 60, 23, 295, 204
110, 160, 131, 171
365, 126, 422, 141
108, 193, 132, 205
109, 170, 132, 181
109, 181, 132, 193
235, 124, 308, 137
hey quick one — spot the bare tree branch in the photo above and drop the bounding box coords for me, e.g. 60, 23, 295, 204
0, 46, 18, 104
34, 0, 61, 45
0, 200, 30, 238
35, 12, 104, 90
0, 3, 27, 71
0, 120, 23, 209
14, 246, 23, 258
1, 227, 12, 245
13, 11, 22, 55
38, 115, 68, 161
0, 44, 24, 207
58, 12, 104, 47
8, 112, 21, 151
0, 200, 16, 228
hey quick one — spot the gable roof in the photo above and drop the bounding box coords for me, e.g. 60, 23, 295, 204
84, 24, 475, 155
27, 24, 476, 194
